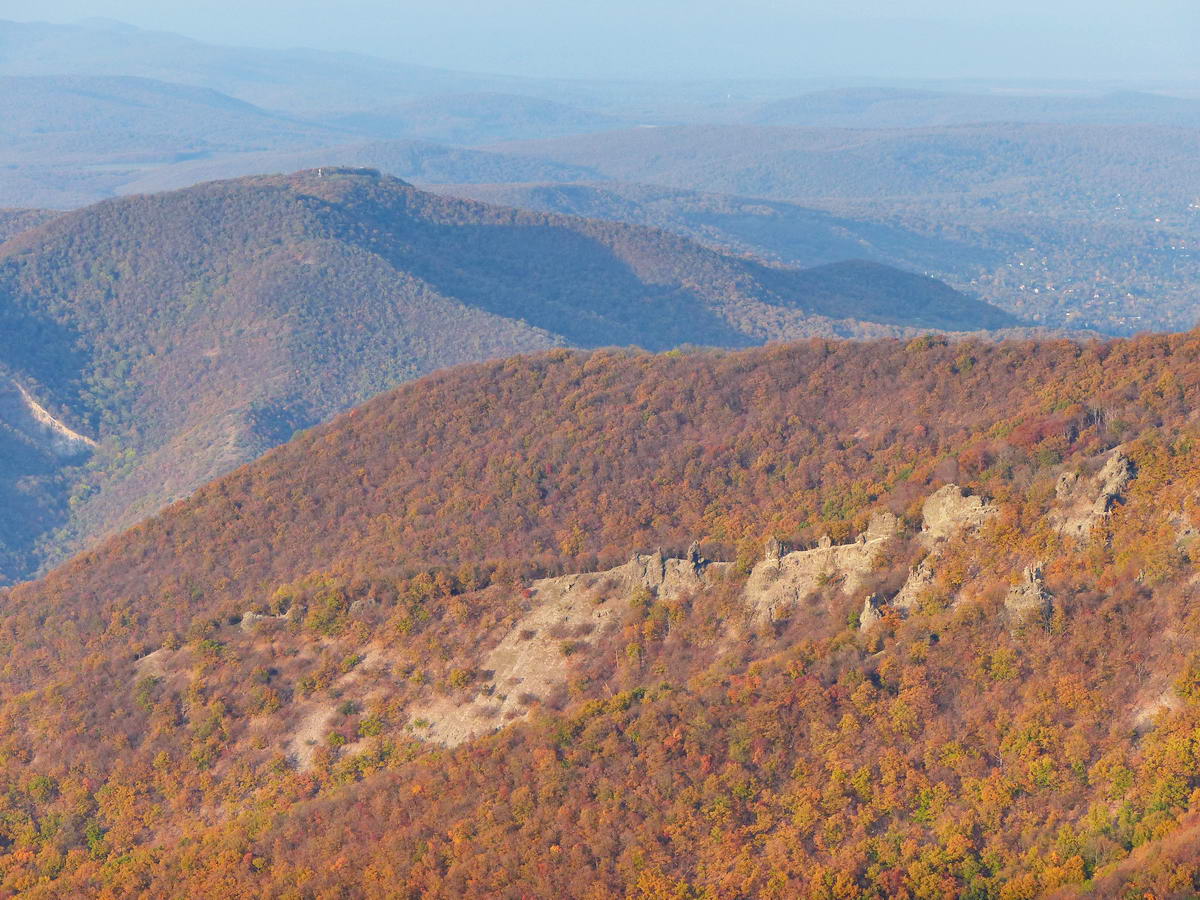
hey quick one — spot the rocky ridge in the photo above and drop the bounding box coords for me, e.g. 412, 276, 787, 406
743, 512, 899, 624
125, 454, 1143, 759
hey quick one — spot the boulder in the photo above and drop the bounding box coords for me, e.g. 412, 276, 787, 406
859, 596, 883, 631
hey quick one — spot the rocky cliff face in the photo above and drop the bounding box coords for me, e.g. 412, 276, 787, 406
1004, 564, 1053, 622
315, 462, 1144, 748
917, 484, 998, 547
891, 485, 998, 612
743, 512, 899, 623
1053, 448, 1134, 539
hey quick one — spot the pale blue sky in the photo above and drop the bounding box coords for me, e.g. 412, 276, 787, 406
3, 0, 1198, 81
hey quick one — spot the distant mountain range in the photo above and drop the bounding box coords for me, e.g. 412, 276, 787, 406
485, 123, 1200, 333
745, 86, 1200, 129
433, 180, 1003, 278
1, 18, 1197, 337
490, 122, 1200, 215
0, 18, 544, 113
0, 74, 342, 161
113, 140, 607, 197
315, 93, 623, 146
0, 168, 1016, 583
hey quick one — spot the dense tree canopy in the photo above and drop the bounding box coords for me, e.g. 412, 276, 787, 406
0, 335, 1198, 894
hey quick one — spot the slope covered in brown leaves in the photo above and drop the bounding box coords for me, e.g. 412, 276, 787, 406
2, 335, 1200, 896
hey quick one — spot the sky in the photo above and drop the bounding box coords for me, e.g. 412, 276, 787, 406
2, 0, 1198, 82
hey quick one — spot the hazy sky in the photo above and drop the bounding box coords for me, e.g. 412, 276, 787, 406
4, 0, 1198, 81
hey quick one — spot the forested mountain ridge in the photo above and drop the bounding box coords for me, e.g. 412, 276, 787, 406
0, 168, 1012, 584
435, 179, 1004, 297
0, 336, 1199, 895
0, 209, 57, 243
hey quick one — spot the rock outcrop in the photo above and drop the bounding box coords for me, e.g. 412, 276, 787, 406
743, 512, 898, 623
919, 484, 998, 547
891, 485, 996, 610
1132, 688, 1183, 735
1171, 513, 1200, 551
1053, 449, 1134, 539
1004, 564, 1052, 622
892, 556, 937, 611
858, 595, 884, 631
410, 546, 729, 746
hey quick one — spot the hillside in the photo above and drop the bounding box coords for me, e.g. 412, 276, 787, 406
0, 208, 55, 243
435, 180, 1004, 291
0, 168, 1013, 584
0, 74, 350, 209
494, 123, 1200, 220
432, 178, 1200, 337
0, 336, 1199, 895
492, 124, 1200, 333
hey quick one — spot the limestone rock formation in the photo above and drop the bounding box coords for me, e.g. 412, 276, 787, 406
239, 610, 267, 632
919, 484, 998, 546
892, 556, 937, 610
240, 609, 286, 631
763, 537, 784, 564
1005, 564, 1052, 621
1171, 513, 1200, 552
1054, 449, 1134, 539
621, 546, 730, 603
890, 485, 995, 611
859, 595, 883, 631
743, 512, 897, 623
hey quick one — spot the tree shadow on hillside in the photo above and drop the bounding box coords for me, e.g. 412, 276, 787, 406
369, 222, 756, 351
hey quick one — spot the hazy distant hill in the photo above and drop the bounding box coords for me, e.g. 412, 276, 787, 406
0, 74, 344, 162
115, 140, 608, 198
317, 92, 622, 145
0, 18, 537, 113
492, 124, 1200, 333
0, 168, 1013, 582
748, 86, 1200, 128
494, 122, 1200, 215
2, 16, 1196, 337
